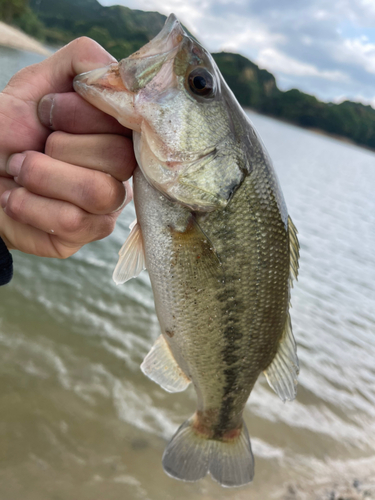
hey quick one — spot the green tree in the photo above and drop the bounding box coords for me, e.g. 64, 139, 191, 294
0, 0, 28, 23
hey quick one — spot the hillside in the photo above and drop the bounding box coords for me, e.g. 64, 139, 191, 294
3, 0, 375, 149
29, 0, 166, 59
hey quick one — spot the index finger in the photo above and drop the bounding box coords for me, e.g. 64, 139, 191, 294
4, 37, 116, 103
38, 92, 131, 137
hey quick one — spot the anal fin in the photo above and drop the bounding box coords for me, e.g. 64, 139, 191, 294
141, 335, 191, 393
264, 314, 299, 402
113, 219, 146, 285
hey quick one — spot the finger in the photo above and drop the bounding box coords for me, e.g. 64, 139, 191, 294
0, 38, 117, 175
6, 151, 128, 215
45, 131, 136, 181
1, 187, 118, 248
4, 37, 116, 102
38, 92, 131, 137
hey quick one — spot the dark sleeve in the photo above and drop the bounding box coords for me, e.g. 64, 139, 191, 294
0, 236, 13, 286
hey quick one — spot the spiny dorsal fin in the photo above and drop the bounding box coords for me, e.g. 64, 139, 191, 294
112, 219, 146, 285
263, 314, 299, 402
288, 216, 300, 287
141, 335, 191, 393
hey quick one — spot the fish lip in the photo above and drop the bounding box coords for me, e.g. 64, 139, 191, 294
73, 63, 128, 93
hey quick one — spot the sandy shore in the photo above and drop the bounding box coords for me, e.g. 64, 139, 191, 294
282, 477, 375, 500
0, 21, 51, 56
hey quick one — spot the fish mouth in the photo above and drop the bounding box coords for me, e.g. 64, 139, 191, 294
74, 64, 126, 92
73, 14, 186, 131
73, 62, 141, 131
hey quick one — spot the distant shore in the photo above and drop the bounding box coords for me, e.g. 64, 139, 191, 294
0, 21, 51, 56
246, 107, 375, 154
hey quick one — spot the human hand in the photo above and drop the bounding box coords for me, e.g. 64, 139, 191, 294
0, 38, 136, 258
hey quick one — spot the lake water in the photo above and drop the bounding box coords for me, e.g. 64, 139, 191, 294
1, 46, 375, 500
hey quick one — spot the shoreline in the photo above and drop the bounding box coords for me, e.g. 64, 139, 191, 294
0, 21, 51, 56
245, 108, 375, 155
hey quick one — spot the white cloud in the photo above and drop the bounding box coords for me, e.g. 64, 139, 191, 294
199, 16, 285, 55
257, 48, 349, 81
337, 38, 375, 74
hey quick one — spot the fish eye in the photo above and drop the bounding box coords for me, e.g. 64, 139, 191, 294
187, 68, 215, 98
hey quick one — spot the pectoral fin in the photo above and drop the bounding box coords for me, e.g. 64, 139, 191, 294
264, 314, 299, 402
141, 335, 191, 393
170, 215, 222, 280
112, 219, 146, 285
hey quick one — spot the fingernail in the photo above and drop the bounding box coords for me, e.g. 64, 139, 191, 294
38, 94, 55, 129
0, 190, 10, 209
6, 154, 25, 177
123, 181, 133, 207
111, 182, 133, 214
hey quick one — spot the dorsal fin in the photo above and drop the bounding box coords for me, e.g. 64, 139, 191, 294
112, 219, 146, 285
288, 216, 300, 287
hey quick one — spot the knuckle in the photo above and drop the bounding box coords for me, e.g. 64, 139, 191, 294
71, 36, 99, 52
45, 131, 64, 158
19, 152, 39, 186
75, 36, 92, 46
96, 215, 116, 240
6, 187, 28, 219
52, 241, 80, 260
5, 63, 40, 91
58, 205, 88, 234
83, 173, 124, 213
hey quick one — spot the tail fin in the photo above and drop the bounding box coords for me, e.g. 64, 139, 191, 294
162, 417, 254, 487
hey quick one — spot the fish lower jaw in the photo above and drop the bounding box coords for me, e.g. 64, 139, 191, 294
74, 73, 142, 133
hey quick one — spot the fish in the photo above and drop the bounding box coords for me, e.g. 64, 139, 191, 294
73, 13, 300, 488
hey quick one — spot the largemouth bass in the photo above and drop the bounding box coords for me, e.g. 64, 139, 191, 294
74, 14, 300, 487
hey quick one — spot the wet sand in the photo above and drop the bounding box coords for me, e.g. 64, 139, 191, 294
283, 477, 375, 500
0, 21, 51, 56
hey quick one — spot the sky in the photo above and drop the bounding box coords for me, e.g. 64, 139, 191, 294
99, 0, 375, 108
